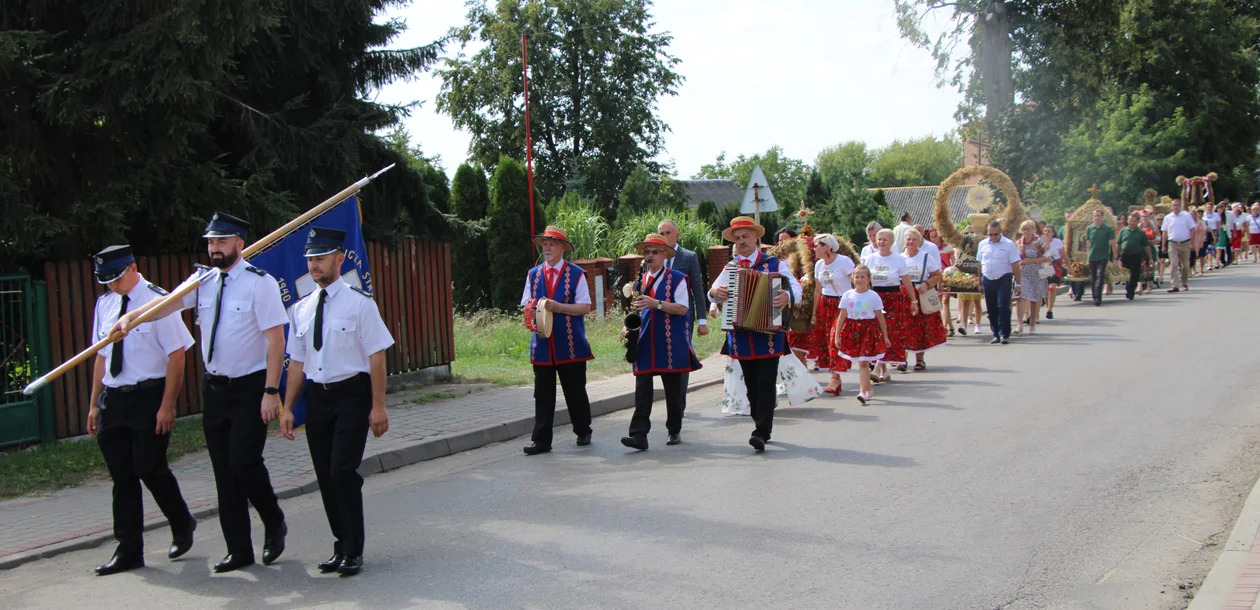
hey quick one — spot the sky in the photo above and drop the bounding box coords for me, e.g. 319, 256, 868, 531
374, 0, 966, 178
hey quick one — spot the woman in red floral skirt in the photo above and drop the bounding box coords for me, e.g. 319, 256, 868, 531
860, 228, 919, 382
901, 230, 946, 370
834, 265, 892, 404
808, 234, 856, 394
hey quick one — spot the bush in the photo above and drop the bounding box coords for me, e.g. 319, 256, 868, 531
547, 192, 614, 260
487, 156, 545, 311
451, 163, 491, 311
696, 200, 718, 224
610, 208, 720, 256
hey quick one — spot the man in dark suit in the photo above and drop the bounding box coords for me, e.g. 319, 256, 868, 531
657, 220, 708, 414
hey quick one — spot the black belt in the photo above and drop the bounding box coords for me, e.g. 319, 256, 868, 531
1170, 239, 1190, 244
106, 378, 164, 393
309, 372, 369, 391
872, 286, 901, 293
204, 369, 266, 387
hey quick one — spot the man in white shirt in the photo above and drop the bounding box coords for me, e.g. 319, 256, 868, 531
1161, 199, 1197, 292
87, 245, 197, 576
976, 221, 1022, 344
892, 212, 914, 253
1223, 202, 1239, 267
913, 224, 943, 270
709, 216, 802, 452
281, 227, 395, 576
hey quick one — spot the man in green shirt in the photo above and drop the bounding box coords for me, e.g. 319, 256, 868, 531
1117, 212, 1154, 300
1085, 209, 1118, 306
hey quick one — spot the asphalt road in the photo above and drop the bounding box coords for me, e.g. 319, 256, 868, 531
5, 266, 1260, 610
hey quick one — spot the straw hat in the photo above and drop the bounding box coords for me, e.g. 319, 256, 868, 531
633, 233, 677, 257
721, 216, 766, 242
532, 226, 573, 252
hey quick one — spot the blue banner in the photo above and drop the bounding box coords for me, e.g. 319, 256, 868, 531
249, 195, 373, 427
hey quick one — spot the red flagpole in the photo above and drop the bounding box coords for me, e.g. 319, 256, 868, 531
522, 33, 537, 251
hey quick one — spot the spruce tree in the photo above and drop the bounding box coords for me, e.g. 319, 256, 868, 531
451, 163, 492, 310
487, 156, 545, 311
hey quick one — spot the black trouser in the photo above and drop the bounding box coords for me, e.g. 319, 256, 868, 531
1120, 254, 1144, 298
97, 380, 193, 555
1088, 260, 1109, 303
305, 373, 372, 557
740, 357, 779, 441
1223, 236, 1235, 266
1069, 281, 1085, 300
628, 373, 685, 438
203, 370, 284, 556
982, 273, 1013, 339
531, 361, 593, 448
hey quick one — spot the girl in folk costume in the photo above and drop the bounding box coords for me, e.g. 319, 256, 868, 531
520, 226, 594, 456
808, 233, 855, 395
708, 217, 804, 452
833, 265, 891, 404
860, 228, 919, 382
620, 234, 702, 451
901, 230, 947, 369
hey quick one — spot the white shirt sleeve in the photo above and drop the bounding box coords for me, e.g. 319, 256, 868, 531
287, 306, 307, 364
520, 272, 533, 307
673, 278, 689, 310
154, 309, 195, 356
358, 298, 395, 356
254, 275, 289, 332
574, 275, 591, 305
1007, 241, 1022, 264
178, 270, 205, 311
708, 266, 729, 303
778, 264, 803, 302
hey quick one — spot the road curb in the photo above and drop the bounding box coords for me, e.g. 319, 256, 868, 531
1187, 473, 1260, 610
0, 375, 722, 571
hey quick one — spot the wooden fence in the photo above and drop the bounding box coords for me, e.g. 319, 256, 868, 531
42, 239, 453, 439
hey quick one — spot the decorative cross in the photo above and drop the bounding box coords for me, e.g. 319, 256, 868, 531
796, 199, 814, 220
1087, 184, 1102, 200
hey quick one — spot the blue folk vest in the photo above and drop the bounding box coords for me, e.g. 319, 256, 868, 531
528, 261, 594, 366
725, 253, 788, 360
633, 268, 702, 375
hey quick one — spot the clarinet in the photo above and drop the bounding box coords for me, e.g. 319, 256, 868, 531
622, 260, 649, 363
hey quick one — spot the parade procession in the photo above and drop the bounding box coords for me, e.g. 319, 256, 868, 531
9, 1, 1260, 608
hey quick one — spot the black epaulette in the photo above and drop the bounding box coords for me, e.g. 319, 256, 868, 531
244, 265, 268, 277
349, 286, 374, 298
147, 283, 169, 296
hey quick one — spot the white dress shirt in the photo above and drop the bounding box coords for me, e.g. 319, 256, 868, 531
519, 260, 591, 306
976, 236, 1022, 280
1203, 211, 1222, 231
708, 250, 803, 303
814, 256, 855, 297
1162, 211, 1196, 242
918, 240, 943, 272
288, 279, 395, 384
892, 223, 913, 253
178, 260, 288, 378
94, 274, 195, 388
640, 267, 689, 310
1046, 238, 1065, 261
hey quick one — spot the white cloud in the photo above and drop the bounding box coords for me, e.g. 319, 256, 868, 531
375, 0, 965, 176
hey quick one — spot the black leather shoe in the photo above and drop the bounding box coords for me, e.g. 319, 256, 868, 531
337, 555, 363, 576
169, 516, 196, 559
666, 434, 681, 446
262, 521, 287, 565
749, 436, 766, 452
95, 550, 144, 576
1000, 337, 1010, 345
620, 435, 648, 451
318, 553, 346, 573
214, 553, 255, 573
523, 443, 551, 456
576, 434, 592, 446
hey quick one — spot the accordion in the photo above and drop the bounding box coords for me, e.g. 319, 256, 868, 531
720, 266, 785, 334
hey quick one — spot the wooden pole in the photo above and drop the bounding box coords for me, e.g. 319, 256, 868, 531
22, 165, 395, 395
522, 33, 537, 254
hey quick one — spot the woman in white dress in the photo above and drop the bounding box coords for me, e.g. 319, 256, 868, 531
715, 304, 822, 416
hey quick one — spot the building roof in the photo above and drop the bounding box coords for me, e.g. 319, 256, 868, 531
677, 179, 743, 208
872, 185, 984, 227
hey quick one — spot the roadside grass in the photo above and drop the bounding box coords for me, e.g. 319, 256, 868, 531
452, 309, 724, 386
0, 417, 207, 500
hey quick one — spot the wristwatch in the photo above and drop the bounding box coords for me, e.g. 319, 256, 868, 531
655, 300, 663, 310
264, 386, 280, 395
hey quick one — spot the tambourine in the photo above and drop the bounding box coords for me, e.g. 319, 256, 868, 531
523, 298, 554, 338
